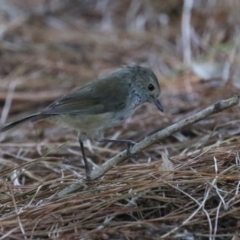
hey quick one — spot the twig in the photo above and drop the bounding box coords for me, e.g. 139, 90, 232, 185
55, 96, 239, 198
89, 96, 239, 180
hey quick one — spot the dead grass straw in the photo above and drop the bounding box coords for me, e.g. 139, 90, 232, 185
89, 96, 239, 180
1, 1, 240, 239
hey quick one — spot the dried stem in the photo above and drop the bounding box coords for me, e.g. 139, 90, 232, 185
89, 96, 239, 180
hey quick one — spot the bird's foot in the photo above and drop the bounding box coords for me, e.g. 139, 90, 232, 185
101, 138, 136, 156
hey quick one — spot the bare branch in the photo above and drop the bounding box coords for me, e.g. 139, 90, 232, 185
89, 96, 239, 180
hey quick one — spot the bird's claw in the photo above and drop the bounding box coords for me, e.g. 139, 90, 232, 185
126, 140, 136, 155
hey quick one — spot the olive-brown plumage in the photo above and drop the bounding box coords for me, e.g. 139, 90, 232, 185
0, 65, 163, 179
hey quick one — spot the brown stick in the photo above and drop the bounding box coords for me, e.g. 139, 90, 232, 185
56, 96, 239, 198
89, 95, 239, 180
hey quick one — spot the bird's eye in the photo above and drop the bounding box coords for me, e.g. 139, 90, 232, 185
148, 84, 155, 91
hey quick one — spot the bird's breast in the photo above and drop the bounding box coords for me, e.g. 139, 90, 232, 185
49, 112, 113, 131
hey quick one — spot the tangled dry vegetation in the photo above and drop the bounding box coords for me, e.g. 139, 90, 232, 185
0, 1, 240, 239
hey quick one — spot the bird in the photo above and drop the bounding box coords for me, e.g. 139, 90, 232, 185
0, 65, 163, 179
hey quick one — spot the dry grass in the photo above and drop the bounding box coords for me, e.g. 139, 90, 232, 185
0, 1, 240, 239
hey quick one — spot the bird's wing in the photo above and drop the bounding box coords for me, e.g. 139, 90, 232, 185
41, 76, 129, 115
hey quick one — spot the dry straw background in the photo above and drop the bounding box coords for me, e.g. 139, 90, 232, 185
0, 0, 240, 239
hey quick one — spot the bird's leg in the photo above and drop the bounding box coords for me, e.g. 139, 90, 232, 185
100, 139, 136, 155
78, 138, 91, 180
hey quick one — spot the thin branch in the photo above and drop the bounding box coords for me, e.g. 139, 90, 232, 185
89, 96, 239, 180
55, 96, 239, 198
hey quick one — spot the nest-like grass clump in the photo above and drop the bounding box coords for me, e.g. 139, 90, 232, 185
1, 97, 240, 239
0, 1, 240, 239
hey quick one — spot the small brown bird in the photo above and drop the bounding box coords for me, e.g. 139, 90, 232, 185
0, 65, 163, 179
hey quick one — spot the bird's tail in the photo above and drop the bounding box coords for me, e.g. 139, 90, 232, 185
0, 113, 47, 133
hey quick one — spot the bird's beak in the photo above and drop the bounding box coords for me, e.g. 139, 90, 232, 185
152, 98, 164, 112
